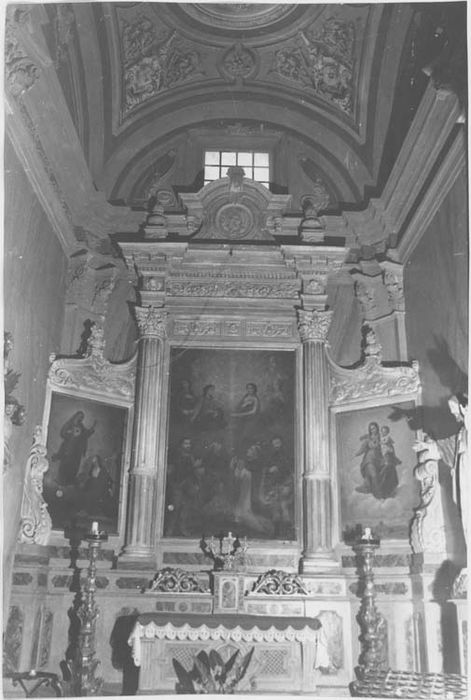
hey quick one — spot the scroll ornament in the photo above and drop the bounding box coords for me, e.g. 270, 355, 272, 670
48, 321, 136, 398
145, 567, 209, 594
410, 437, 446, 554
135, 305, 168, 339
297, 309, 333, 343
19, 426, 52, 545
251, 569, 309, 595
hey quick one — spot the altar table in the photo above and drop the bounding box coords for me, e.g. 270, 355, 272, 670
128, 613, 328, 694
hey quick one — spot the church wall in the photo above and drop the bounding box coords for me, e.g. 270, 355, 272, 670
403, 168, 468, 566
404, 169, 468, 439
3, 137, 68, 618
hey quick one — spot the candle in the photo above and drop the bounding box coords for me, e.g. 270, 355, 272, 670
91, 521, 99, 535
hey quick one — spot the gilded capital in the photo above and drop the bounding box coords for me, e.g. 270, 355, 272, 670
135, 305, 167, 339
297, 309, 333, 343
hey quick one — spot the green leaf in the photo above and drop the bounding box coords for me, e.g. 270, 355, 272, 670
224, 649, 239, 675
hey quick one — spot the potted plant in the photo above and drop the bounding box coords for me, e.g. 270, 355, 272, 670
173, 647, 255, 694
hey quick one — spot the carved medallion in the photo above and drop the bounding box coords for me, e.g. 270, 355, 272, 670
220, 43, 258, 81
215, 203, 254, 239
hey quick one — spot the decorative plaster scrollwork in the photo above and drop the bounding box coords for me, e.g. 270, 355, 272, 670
19, 426, 52, 545
5, 8, 41, 97
410, 438, 446, 554
272, 20, 354, 113
329, 358, 420, 405
297, 309, 333, 343
354, 279, 377, 316
147, 567, 209, 594
121, 15, 204, 113
48, 323, 137, 399
329, 323, 420, 404
135, 305, 168, 338
384, 270, 405, 312
251, 570, 309, 596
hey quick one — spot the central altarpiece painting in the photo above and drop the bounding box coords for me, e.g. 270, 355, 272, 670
164, 348, 296, 539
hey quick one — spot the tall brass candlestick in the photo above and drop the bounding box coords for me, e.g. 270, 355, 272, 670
353, 527, 384, 675
72, 524, 108, 696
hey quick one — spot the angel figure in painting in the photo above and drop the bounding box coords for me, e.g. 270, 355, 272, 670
355, 422, 399, 500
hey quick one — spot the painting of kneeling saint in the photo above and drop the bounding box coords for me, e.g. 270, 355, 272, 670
337, 401, 419, 539
43, 393, 127, 534
164, 348, 296, 540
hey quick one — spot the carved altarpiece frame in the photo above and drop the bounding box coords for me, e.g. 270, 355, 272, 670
41, 329, 136, 545
327, 340, 422, 547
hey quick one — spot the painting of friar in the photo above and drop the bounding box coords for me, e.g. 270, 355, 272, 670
337, 402, 419, 539
43, 393, 127, 533
164, 349, 296, 540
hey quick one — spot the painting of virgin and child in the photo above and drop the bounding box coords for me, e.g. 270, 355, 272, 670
43, 393, 127, 533
164, 349, 296, 540
337, 401, 419, 540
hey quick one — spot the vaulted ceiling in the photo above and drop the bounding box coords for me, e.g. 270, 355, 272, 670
43, 2, 422, 207
5, 2, 466, 255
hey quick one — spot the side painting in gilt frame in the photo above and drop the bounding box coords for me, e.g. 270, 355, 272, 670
163, 347, 296, 540
335, 399, 419, 540
43, 391, 129, 535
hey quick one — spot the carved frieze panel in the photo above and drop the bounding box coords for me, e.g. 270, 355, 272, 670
170, 317, 297, 341
166, 279, 300, 299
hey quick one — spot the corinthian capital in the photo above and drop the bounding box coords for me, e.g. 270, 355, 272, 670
135, 305, 167, 339
297, 309, 333, 343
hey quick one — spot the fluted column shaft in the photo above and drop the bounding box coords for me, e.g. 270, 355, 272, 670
298, 309, 333, 572
123, 306, 167, 558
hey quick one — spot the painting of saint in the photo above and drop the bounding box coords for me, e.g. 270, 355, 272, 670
164, 348, 296, 540
44, 394, 127, 533
337, 402, 418, 539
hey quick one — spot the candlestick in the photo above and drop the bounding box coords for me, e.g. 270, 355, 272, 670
352, 529, 386, 675
69, 527, 108, 695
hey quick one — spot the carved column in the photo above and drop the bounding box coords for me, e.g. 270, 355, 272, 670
297, 309, 334, 571
122, 305, 167, 559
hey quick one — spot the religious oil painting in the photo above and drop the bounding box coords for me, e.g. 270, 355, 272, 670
337, 401, 419, 539
164, 348, 296, 540
43, 392, 127, 534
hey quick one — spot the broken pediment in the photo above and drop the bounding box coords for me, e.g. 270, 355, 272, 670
179, 168, 292, 241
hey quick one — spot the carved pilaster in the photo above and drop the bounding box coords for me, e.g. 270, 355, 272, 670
123, 305, 168, 559
19, 427, 52, 545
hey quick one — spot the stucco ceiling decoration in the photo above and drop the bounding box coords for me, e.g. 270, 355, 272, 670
271, 19, 355, 114
114, 3, 365, 126
120, 12, 205, 117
